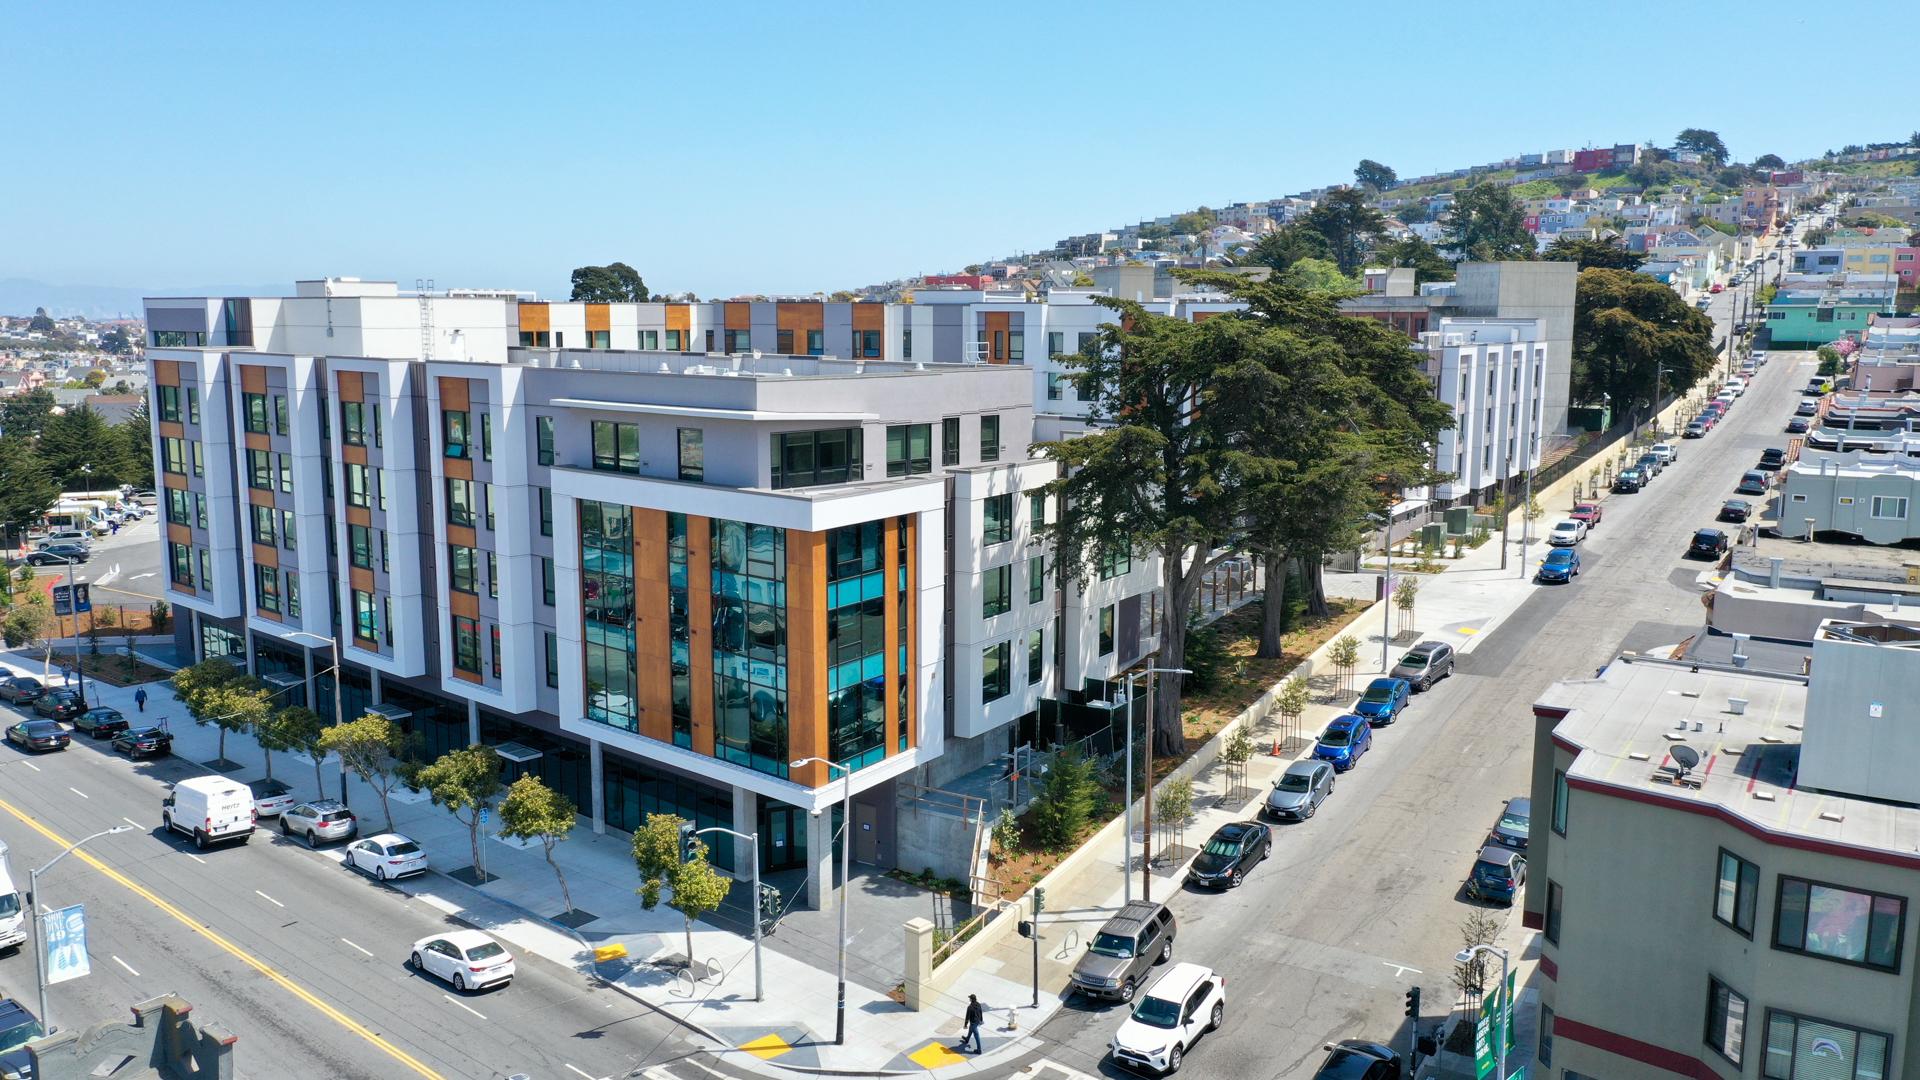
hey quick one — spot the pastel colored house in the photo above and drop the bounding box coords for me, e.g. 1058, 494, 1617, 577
1764, 274, 1898, 347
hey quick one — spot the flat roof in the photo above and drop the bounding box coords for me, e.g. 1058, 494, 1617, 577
1539, 656, 1920, 863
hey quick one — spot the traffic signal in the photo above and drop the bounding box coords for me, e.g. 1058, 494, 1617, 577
679, 821, 698, 863
1404, 986, 1421, 1020
1017, 920, 1034, 939
1032, 887, 1047, 916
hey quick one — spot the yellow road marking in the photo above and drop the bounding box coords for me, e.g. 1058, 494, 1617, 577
738, 1033, 793, 1060
0, 797, 445, 1079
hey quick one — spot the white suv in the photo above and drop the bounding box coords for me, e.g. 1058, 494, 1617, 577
1109, 962, 1225, 1075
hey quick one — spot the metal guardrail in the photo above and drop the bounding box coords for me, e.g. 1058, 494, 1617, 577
930, 899, 1008, 969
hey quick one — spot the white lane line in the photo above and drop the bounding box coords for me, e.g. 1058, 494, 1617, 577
185, 853, 207, 865
129, 572, 156, 581
565, 1066, 604, 1080
254, 890, 284, 908
112, 955, 141, 977
1382, 961, 1423, 977
21, 762, 38, 773
122, 817, 142, 830
68, 787, 88, 799
341, 938, 374, 957
443, 994, 486, 1020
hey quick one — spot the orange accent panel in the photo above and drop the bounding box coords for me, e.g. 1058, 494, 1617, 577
239, 365, 267, 393
518, 302, 550, 334
162, 474, 188, 492
157, 421, 183, 440
252, 543, 278, 569
665, 305, 691, 333
985, 312, 1012, 363
443, 456, 473, 482
686, 514, 715, 756
248, 488, 275, 507
350, 567, 374, 593
341, 444, 367, 467
450, 590, 479, 619
724, 302, 751, 331
903, 515, 916, 750
245, 433, 269, 453
776, 302, 825, 349
785, 530, 829, 789
851, 304, 884, 332
167, 523, 192, 546
153, 360, 179, 385
883, 518, 900, 757
1191, 310, 1220, 323
438, 377, 470, 411
336, 370, 364, 399
345, 506, 371, 528
632, 509, 672, 744
586, 304, 611, 333
447, 525, 476, 549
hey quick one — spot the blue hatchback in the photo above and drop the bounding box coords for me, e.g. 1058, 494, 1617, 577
1353, 677, 1410, 726
1536, 548, 1580, 583
1313, 714, 1373, 772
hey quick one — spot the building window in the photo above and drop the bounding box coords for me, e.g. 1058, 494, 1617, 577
724, 329, 751, 353
1098, 546, 1132, 580
274, 394, 289, 435
191, 441, 203, 476
886, 424, 932, 477
855, 329, 879, 358
1763, 1010, 1889, 1080
187, 387, 199, 424
1008, 331, 1024, 362
1047, 331, 1064, 357
449, 545, 479, 594
199, 549, 212, 596
581, 501, 637, 731
152, 330, 204, 348
285, 570, 300, 617
1546, 880, 1563, 944
162, 438, 187, 475
776, 329, 794, 354
166, 488, 191, 526
667, 512, 692, 748
195, 493, 207, 528
1706, 977, 1748, 1068
254, 564, 280, 614
479, 413, 492, 460
445, 478, 474, 527
1027, 628, 1044, 685
278, 453, 293, 494
443, 409, 470, 459
539, 487, 553, 536
341, 401, 373, 446
1029, 492, 1045, 531
1551, 769, 1568, 836
544, 632, 560, 688
482, 484, 495, 530
349, 524, 373, 569
712, 517, 791, 776
1047, 373, 1063, 400
1716, 849, 1760, 938
280, 509, 296, 549
983, 494, 1012, 545
1773, 876, 1904, 971
246, 449, 271, 489
1871, 496, 1908, 519
243, 392, 269, 434
250, 504, 276, 546
678, 428, 704, 482
982, 640, 1010, 703
1099, 605, 1114, 656
770, 428, 862, 489
1078, 331, 1096, 355
982, 565, 1011, 619
1539, 1004, 1554, 1071
588, 330, 609, 349
542, 557, 556, 606
941, 417, 960, 466
168, 542, 194, 587
640, 330, 659, 350
980, 414, 1000, 462
1029, 557, 1046, 604
666, 329, 683, 352
902, 328, 912, 359
452, 616, 481, 673
353, 590, 378, 643
490, 624, 502, 677
157, 385, 180, 422
592, 420, 640, 474
345, 463, 371, 508
825, 520, 889, 771
536, 416, 555, 465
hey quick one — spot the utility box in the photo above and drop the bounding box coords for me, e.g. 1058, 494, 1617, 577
1420, 523, 1445, 549
1444, 507, 1472, 535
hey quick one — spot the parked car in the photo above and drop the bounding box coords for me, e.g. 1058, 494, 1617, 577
1736, 470, 1770, 496
1186, 820, 1271, 890
1353, 677, 1409, 725
113, 725, 173, 759
1489, 797, 1531, 851
32, 689, 84, 720
1265, 760, 1334, 822
411, 930, 515, 992
0, 998, 47, 1080
1689, 528, 1731, 559
1612, 469, 1643, 494
1536, 548, 1581, 583
1718, 499, 1753, 524
1390, 641, 1454, 690
1721, 379, 1745, 398
247, 778, 297, 818
1795, 400, 1819, 417
0, 676, 45, 703
1711, 283, 1724, 293
1465, 845, 1527, 906
1786, 416, 1811, 435
1650, 442, 1678, 464
1070, 900, 1177, 1002
1107, 962, 1225, 1076
346, 833, 429, 881
36, 531, 90, 549
1636, 453, 1663, 478
1309, 1040, 1404, 1080
1313, 714, 1373, 772
1758, 447, 1788, 470
162, 776, 256, 849
24, 544, 89, 566
1547, 520, 1585, 547
5, 720, 70, 752
1569, 502, 1603, 528
280, 800, 358, 847
1684, 420, 1708, 440
1805, 379, 1830, 395
71, 706, 129, 737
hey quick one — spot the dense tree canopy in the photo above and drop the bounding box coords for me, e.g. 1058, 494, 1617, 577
1442, 184, 1535, 262
1675, 128, 1730, 167
1354, 159, 1397, 191
1572, 268, 1717, 418
1371, 236, 1455, 284
1299, 188, 1387, 276
1543, 235, 1645, 272
569, 262, 649, 302
1243, 224, 1335, 274
1751, 153, 1786, 170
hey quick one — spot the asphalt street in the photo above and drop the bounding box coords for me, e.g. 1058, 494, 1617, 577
14, 511, 168, 612
1007, 261, 1803, 1079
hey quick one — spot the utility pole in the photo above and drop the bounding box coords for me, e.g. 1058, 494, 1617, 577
1141, 669, 1155, 904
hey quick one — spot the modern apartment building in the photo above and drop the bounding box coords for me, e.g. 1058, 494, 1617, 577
143, 279, 1166, 908
1420, 317, 1548, 502
1526, 630, 1920, 1080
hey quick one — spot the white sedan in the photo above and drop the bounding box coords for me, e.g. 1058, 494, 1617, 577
345, 833, 428, 881
1548, 520, 1586, 547
411, 930, 515, 991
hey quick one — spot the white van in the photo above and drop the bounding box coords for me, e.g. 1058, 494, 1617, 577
162, 776, 256, 849
0, 840, 23, 953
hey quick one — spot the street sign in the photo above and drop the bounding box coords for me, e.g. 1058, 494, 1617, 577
42, 904, 90, 985
51, 583, 90, 616
1474, 970, 1517, 1079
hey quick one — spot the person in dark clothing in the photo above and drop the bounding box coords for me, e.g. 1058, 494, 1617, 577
134, 687, 148, 712
957, 994, 984, 1053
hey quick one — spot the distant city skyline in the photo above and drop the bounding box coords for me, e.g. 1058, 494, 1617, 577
9, 0, 1910, 303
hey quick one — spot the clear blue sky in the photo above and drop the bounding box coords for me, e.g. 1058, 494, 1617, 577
8, 0, 1909, 300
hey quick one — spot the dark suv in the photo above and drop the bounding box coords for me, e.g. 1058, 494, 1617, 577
1389, 641, 1455, 691
1068, 900, 1176, 1003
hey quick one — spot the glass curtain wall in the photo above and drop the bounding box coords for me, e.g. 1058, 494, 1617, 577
582, 501, 638, 732
711, 519, 787, 776
826, 520, 889, 771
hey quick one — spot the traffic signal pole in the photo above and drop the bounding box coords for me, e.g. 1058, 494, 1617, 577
693, 824, 763, 1002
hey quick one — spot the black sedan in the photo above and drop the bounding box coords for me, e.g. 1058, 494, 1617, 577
1786, 417, 1810, 434
1689, 529, 1731, 559
112, 726, 172, 759
32, 689, 84, 721
1718, 499, 1753, 524
1186, 820, 1271, 889
72, 707, 129, 738
6, 720, 71, 752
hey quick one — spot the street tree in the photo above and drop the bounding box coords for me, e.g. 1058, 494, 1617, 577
498, 775, 580, 914
1571, 267, 1717, 421
1220, 726, 1256, 795
0, 389, 57, 439
1394, 574, 1420, 631
1026, 745, 1098, 850
416, 745, 504, 877
1354, 159, 1397, 191
0, 435, 58, 549
1675, 128, 1730, 167
170, 659, 262, 766
633, 813, 733, 968
1243, 224, 1335, 274
263, 705, 329, 798
1274, 675, 1310, 747
1157, 776, 1194, 858
568, 262, 649, 303
1370, 236, 1455, 284
1, 598, 52, 654
318, 713, 412, 831
1278, 258, 1358, 296
1543, 235, 1645, 272
1442, 184, 1534, 262
1299, 188, 1387, 276
38, 404, 122, 489
1328, 634, 1361, 696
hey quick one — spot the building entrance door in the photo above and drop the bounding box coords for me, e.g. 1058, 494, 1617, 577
760, 804, 806, 872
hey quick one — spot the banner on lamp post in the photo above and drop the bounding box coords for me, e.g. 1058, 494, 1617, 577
42, 904, 90, 985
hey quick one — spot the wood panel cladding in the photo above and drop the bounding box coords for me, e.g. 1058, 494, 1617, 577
724, 302, 752, 331
152, 360, 180, 386
883, 518, 901, 757
984, 312, 1011, 363
336, 370, 364, 401
517, 303, 550, 334
632, 509, 673, 744
586, 304, 611, 334
685, 514, 715, 756
785, 530, 830, 789
239, 364, 267, 393
156, 421, 183, 440
167, 523, 192, 546
851, 304, 884, 332
437, 376, 470, 412
776, 302, 824, 345
665, 305, 691, 333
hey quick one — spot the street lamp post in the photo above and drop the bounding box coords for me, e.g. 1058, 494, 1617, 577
1455, 943, 1512, 1080
31, 824, 133, 1031
693, 826, 763, 1002
285, 630, 349, 804
59, 554, 86, 710
789, 755, 852, 1045
1126, 666, 1191, 904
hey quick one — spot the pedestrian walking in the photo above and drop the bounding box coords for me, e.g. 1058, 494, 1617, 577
956, 994, 984, 1054
134, 687, 147, 712
109, 521, 120, 536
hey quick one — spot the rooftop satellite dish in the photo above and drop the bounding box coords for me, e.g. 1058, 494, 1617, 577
1671, 745, 1702, 772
